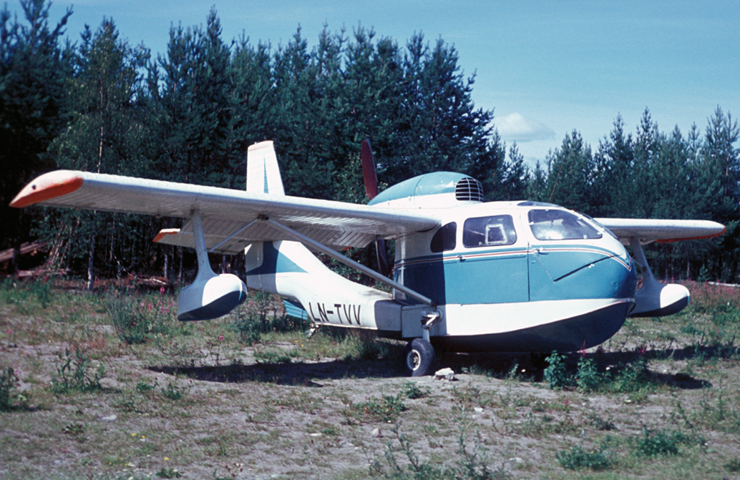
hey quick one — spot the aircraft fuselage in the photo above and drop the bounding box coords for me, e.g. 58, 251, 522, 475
392, 201, 636, 352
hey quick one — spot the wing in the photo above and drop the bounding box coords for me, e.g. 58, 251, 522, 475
10, 170, 440, 253
594, 217, 726, 245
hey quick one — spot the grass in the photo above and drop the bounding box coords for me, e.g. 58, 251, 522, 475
0, 278, 740, 479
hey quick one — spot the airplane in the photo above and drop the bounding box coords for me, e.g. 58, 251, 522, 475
10, 140, 726, 376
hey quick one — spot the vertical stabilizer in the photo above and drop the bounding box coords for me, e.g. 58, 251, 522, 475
247, 141, 285, 195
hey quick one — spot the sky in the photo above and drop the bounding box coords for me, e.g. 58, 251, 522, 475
6, 0, 740, 167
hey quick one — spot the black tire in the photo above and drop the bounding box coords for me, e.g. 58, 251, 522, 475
404, 338, 435, 377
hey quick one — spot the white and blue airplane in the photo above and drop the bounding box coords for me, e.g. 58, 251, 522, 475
11, 140, 725, 376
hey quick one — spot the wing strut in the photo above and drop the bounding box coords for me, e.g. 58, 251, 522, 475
261, 216, 435, 306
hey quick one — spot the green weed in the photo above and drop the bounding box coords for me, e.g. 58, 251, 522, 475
254, 349, 294, 364
543, 351, 568, 389
632, 428, 704, 457
399, 381, 430, 400
0, 279, 54, 312
161, 380, 184, 401
348, 394, 407, 423
136, 378, 158, 393
156, 466, 182, 478
49, 346, 105, 394
231, 291, 309, 345
0, 367, 28, 411
370, 424, 508, 479
105, 292, 175, 344
556, 444, 615, 471
62, 422, 85, 436
575, 357, 601, 392
726, 458, 740, 473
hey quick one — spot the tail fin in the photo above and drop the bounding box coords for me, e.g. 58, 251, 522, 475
247, 141, 284, 195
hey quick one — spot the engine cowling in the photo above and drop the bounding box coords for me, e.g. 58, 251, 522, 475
177, 273, 247, 321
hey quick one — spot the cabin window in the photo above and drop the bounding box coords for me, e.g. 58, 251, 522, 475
528, 209, 602, 241
463, 215, 517, 248
430, 222, 457, 253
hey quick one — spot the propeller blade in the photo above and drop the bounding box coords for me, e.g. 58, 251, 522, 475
360, 139, 391, 276
361, 138, 378, 200
375, 238, 391, 278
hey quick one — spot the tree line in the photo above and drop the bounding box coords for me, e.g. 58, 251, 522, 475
1, 0, 737, 286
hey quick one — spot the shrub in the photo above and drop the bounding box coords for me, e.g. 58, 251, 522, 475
371, 425, 508, 479
544, 351, 569, 389
610, 356, 650, 393
633, 428, 704, 457
50, 347, 106, 394
726, 458, 740, 473
557, 444, 615, 471
161, 380, 184, 401
0, 367, 27, 412
576, 357, 601, 392
399, 381, 430, 400
232, 292, 310, 345
106, 292, 175, 344
350, 394, 407, 423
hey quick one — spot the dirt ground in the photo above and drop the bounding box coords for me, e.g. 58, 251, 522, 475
1, 286, 740, 479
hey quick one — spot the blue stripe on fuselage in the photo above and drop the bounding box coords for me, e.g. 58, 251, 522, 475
246, 242, 306, 276
395, 244, 635, 305
528, 244, 635, 302
395, 247, 529, 305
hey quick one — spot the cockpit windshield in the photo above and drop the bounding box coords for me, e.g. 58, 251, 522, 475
528, 209, 602, 241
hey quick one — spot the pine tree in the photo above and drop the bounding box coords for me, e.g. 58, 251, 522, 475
0, 0, 72, 273
542, 130, 594, 213
44, 19, 152, 288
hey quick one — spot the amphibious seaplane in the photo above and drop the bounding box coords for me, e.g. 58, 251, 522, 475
11, 140, 725, 376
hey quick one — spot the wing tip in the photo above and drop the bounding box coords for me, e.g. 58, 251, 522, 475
10, 171, 84, 208
656, 225, 727, 244
153, 229, 181, 243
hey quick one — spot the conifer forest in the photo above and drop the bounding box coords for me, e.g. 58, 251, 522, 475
1, 0, 738, 285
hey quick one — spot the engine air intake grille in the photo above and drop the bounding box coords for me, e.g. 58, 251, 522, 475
455, 177, 484, 202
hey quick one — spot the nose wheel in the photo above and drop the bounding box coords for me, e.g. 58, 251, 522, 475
404, 338, 435, 377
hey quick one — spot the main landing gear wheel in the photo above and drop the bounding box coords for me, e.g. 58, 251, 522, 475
404, 338, 435, 377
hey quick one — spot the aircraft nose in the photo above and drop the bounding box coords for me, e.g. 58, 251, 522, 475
529, 244, 637, 302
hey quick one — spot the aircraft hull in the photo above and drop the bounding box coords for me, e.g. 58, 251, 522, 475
432, 300, 631, 352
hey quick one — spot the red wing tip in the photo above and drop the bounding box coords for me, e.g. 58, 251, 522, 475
153, 229, 180, 243
9, 171, 84, 208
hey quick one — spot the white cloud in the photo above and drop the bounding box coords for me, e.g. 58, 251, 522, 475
493, 112, 555, 143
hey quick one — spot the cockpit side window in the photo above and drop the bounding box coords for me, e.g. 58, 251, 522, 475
528, 209, 602, 241
463, 215, 517, 248
430, 222, 457, 253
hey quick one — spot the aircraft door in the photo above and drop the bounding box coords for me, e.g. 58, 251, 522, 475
445, 214, 529, 305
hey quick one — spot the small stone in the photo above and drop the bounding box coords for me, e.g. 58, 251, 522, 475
99, 414, 117, 422
371, 428, 382, 438
474, 407, 483, 413
434, 368, 456, 381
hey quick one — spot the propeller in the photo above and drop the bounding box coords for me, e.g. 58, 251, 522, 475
361, 139, 391, 277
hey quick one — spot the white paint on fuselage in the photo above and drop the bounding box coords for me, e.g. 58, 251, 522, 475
439, 298, 633, 337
